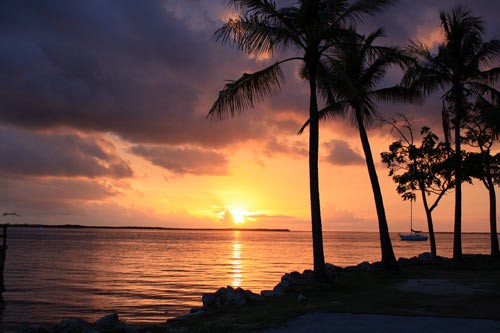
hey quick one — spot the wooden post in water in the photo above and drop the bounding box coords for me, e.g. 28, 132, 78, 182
0, 224, 6, 291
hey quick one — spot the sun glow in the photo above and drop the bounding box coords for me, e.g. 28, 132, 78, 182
230, 208, 247, 224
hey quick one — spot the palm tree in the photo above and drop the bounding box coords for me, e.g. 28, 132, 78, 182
306, 28, 419, 268
403, 6, 500, 261
207, 0, 397, 278
463, 102, 500, 258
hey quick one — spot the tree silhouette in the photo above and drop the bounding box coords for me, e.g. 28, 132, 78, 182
208, 0, 398, 277
402, 6, 500, 260
301, 29, 419, 268
382, 118, 455, 258
463, 102, 500, 258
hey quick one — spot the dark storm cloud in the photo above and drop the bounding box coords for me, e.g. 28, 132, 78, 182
0, 0, 269, 147
130, 145, 229, 175
0, 0, 498, 149
324, 140, 365, 166
0, 127, 132, 178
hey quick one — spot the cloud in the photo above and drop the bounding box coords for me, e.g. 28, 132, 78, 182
264, 138, 308, 158
248, 213, 296, 220
1, 0, 499, 152
0, 178, 119, 213
0, 127, 132, 178
0, 0, 272, 148
130, 144, 229, 176
220, 208, 235, 225
360, 0, 500, 45
324, 140, 364, 166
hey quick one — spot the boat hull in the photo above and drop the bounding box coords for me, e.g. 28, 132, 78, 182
399, 233, 428, 241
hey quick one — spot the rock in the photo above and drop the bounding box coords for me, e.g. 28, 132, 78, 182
409, 256, 420, 265
175, 310, 204, 321
356, 261, 371, 271
301, 269, 315, 281
417, 252, 435, 264
190, 306, 204, 314
54, 318, 94, 333
260, 290, 274, 297
202, 286, 263, 310
94, 313, 137, 333
397, 257, 412, 266
272, 269, 319, 294
261, 290, 284, 298
342, 265, 356, 272
243, 289, 265, 302
297, 294, 307, 303
95, 313, 120, 330
325, 263, 343, 275
273, 273, 293, 293
436, 255, 450, 262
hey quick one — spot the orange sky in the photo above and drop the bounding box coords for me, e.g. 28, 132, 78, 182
105, 116, 497, 233
0, 0, 498, 233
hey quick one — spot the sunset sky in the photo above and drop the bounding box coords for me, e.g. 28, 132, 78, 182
0, 0, 499, 232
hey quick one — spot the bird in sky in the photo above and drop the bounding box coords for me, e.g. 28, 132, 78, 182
2, 212, 20, 217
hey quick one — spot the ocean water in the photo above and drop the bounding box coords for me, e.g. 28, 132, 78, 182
0, 227, 493, 329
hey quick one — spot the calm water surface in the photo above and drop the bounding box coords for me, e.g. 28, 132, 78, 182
0, 228, 493, 329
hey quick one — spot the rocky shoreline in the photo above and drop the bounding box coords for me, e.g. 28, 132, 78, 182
179, 252, 450, 317
16, 252, 454, 333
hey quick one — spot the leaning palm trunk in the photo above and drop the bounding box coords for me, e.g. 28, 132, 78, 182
420, 186, 437, 257
356, 111, 397, 268
453, 107, 463, 261
308, 61, 326, 277
486, 177, 500, 258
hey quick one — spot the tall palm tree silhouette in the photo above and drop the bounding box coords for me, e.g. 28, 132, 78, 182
302, 28, 419, 268
403, 6, 500, 260
208, 0, 397, 277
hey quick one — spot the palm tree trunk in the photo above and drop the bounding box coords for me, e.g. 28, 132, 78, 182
420, 187, 437, 258
453, 107, 463, 261
356, 110, 397, 269
307, 57, 326, 278
487, 177, 500, 258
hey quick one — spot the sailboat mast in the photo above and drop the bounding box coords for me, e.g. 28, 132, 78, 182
410, 200, 413, 233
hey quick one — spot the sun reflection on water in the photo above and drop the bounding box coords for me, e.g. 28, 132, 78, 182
231, 231, 242, 287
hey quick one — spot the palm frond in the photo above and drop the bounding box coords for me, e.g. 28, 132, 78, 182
475, 66, 500, 86
297, 102, 347, 135
363, 46, 412, 88
405, 40, 433, 60
215, 14, 298, 56
226, 0, 278, 16
475, 39, 500, 67
208, 62, 284, 120
401, 62, 450, 96
466, 81, 500, 100
372, 86, 423, 105
339, 0, 398, 24
440, 5, 485, 44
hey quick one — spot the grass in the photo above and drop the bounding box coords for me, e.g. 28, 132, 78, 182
161, 255, 500, 333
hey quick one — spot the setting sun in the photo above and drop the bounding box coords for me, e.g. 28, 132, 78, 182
230, 209, 247, 224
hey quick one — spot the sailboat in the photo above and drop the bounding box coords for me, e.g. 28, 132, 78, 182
399, 201, 428, 241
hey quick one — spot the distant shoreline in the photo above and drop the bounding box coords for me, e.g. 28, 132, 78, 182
2, 224, 494, 234
4, 223, 290, 232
